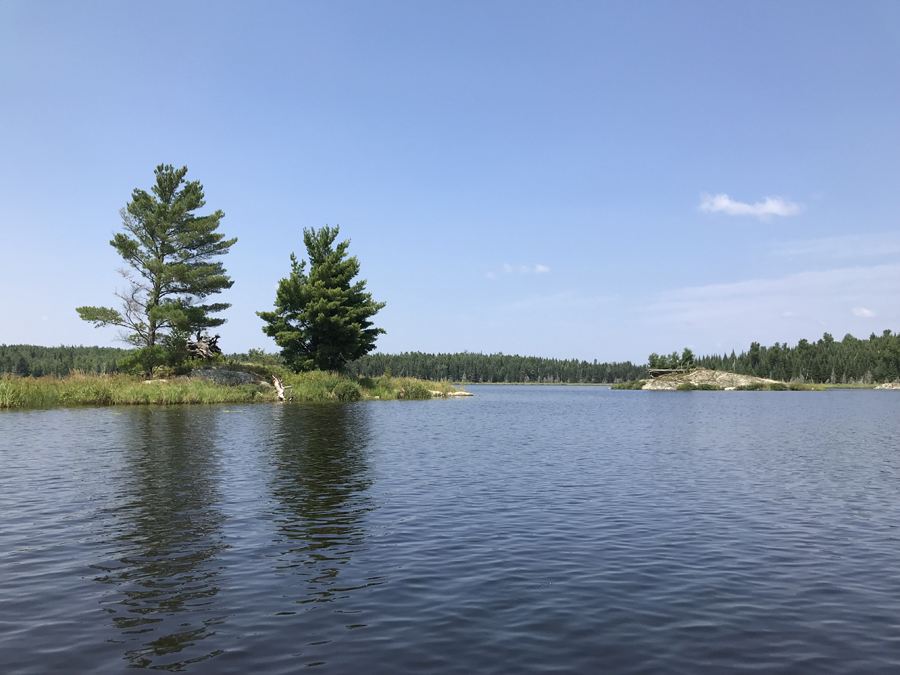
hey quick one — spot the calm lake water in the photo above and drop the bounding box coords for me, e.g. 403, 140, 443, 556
1, 387, 899, 674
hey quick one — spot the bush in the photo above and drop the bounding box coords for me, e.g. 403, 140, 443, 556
117, 346, 170, 376
736, 383, 764, 391
612, 380, 645, 390
769, 382, 788, 391
331, 380, 362, 401
400, 381, 433, 400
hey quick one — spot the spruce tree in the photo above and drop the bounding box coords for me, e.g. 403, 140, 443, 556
258, 226, 385, 372
77, 165, 236, 364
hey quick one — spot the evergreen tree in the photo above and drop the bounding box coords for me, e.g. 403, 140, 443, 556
76, 165, 236, 371
258, 226, 385, 372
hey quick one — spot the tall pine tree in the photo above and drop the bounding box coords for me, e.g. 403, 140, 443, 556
77, 165, 236, 366
258, 226, 385, 372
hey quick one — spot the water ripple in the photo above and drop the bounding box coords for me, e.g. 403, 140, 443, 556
1, 389, 899, 673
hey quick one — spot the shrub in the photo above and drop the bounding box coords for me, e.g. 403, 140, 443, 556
612, 380, 645, 390
400, 381, 433, 400
331, 380, 362, 401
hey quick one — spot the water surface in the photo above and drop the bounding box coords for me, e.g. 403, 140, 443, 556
2, 387, 899, 673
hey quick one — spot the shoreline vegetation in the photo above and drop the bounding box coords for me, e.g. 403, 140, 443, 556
5, 328, 898, 385
0, 367, 465, 410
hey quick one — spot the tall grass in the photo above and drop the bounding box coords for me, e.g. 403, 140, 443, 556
0, 372, 265, 409
0, 370, 464, 409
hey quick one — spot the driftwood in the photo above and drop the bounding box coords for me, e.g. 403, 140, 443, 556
186, 333, 222, 360
272, 375, 293, 402
647, 367, 691, 379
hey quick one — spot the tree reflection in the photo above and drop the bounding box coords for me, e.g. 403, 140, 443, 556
268, 403, 376, 603
93, 407, 226, 671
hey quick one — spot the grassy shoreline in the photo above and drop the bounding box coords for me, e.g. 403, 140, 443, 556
0, 369, 462, 410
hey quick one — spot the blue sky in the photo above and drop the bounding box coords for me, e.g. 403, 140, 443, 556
1, 1, 897, 362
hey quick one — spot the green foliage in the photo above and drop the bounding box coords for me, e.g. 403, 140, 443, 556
348, 352, 645, 383
695, 329, 900, 384
0, 372, 266, 409
648, 348, 694, 370
0, 367, 461, 409
331, 380, 362, 401
116, 346, 169, 376
676, 382, 720, 391
0, 344, 130, 377
612, 380, 646, 390
258, 225, 385, 372
400, 381, 433, 400
76, 164, 236, 372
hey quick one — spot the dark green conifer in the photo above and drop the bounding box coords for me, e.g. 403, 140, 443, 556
77, 165, 236, 360
258, 226, 385, 372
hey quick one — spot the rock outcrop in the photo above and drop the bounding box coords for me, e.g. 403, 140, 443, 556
189, 367, 259, 386
641, 368, 782, 391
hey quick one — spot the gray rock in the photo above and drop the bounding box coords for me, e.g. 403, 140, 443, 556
190, 368, 256, 386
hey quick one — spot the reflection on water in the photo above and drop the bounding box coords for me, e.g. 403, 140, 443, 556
94, 408, 227, 670
267, 404, 377, 604
3, 390, 900, 674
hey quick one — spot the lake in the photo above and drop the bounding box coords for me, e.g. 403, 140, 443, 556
1, 386, 899, 674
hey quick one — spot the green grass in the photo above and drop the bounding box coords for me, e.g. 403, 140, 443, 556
0, 372, 266, 409
0, 369, 464, 410
676, 382, 722, 391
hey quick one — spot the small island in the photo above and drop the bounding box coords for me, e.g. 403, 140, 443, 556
613, 368, 813, 391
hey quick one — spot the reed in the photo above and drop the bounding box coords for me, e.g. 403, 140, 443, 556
0, 370, 464, 409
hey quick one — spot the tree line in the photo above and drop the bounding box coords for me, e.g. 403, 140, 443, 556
0, 345, 131, 377
4, 330, 899, 383
344, 352, 645, 383
696, 330, 900, 384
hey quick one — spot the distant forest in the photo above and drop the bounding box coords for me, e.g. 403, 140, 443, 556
346, 330, 900, 384
697, 330, 900, 384
2, 329, 898, 383
344, 352, 644, 383
0, 344, 130, 377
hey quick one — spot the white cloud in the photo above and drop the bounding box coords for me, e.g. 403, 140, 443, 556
502, 291, 615, 312
769, 232, 900, 260
699, 193, 803, 220
485, 271, 496, 279
501, 263, 550, 274
644, 263, 899, 344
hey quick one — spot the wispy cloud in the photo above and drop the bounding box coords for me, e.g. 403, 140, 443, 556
501, 263, 550, 274
769, 232, 900, 260
699, 193, 803, 220
644, 264, 898, 343
501, 291, 615, 312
